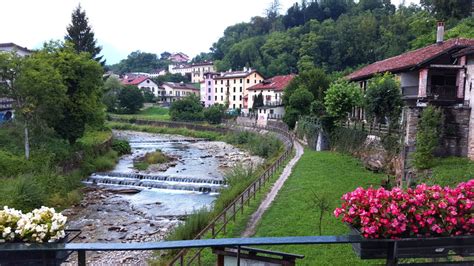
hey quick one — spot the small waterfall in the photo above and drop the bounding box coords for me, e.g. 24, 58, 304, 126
85, 172, 225, 193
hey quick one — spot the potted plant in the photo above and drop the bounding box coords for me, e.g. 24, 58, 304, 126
0, 206, 69, 265
334, 180, 474, 259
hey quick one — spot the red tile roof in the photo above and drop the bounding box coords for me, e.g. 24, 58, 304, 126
347, 38, 474, 81
247, 74, 296, 91
121, 76, 150, 85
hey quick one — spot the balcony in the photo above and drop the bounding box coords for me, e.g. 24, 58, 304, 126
263, 100, 283, 107
401, 85, 460, 104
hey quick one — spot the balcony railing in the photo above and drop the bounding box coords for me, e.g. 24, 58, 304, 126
263, 100, 283, 107
401, 85, 459, 101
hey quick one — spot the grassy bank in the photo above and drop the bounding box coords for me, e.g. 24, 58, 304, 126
107, 121, 222, 140
0, 123, 118, 212
246, 150, 385, 265
110, 106, 170, 121
420, 157, 474, 187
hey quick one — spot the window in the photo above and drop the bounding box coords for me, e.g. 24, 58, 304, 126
215, 80, 217, 85
215, 96, 217, 100
239, 104, 242, 108
240, 87, 242, 92
208, 88, 211, 93
254, 74, 256, 78
208, 96, 211, 100
208, 81, 211, 85
233, 87, 236, 93
215, 88, 217, 93
254, 80, 257, 83
247, 79, 250, 84
146, 80, 150, 83
233, 95, 235, 101
221, 88, 223, 93
221, 96, 223, 101
239, 95, 242, 100
233, 104, 235, 109
221, 80, 223, 84
234, 79, 236, 84
240, 79, 242, 83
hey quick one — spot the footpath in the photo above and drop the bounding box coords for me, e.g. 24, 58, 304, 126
242, 140, 304, 237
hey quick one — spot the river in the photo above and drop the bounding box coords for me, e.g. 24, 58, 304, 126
62, 130, 262, 265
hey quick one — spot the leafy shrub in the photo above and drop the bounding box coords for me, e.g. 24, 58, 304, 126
324, 79, 363, 122
0, 151, 29, 177
330, 127, 367, 154
203, 104, 226, 124
169, 94, 204, 122
413, 106, 442, 170
111, 139, 131, 155
7, 177, 44, 212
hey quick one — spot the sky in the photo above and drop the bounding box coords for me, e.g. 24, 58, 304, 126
1, 0, 419, 65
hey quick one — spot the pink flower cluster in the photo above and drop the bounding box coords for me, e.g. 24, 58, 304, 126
334, 180, 474, 239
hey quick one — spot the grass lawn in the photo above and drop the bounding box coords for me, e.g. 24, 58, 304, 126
421, 157, 474, 187
111, 106, 170, 121
250, 149, 386, 265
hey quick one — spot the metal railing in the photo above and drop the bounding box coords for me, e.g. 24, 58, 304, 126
1, 235, 472, 266
169, 121, 294, 265
342, 121, 400, 137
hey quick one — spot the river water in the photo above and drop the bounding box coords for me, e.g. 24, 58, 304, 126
63, 130, 262, 264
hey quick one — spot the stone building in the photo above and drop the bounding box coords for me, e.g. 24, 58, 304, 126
347, 22, 474, 167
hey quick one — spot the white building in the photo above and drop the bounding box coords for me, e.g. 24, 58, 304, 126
158, 82, 200, 104
121, 76, 160, 96
0, 43, 32, 57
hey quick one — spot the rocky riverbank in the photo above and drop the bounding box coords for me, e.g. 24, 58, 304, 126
62, 130, 263, 265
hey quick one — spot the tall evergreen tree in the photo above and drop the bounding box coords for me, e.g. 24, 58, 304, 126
65, 5, 105, 65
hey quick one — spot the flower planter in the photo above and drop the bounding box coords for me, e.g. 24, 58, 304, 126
348, 225, 474, 259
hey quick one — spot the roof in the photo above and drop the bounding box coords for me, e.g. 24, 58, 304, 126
161, 82, 199, 90
214, 70, 263, 80
191, 61, 214, 67
347, 38, 474, 81
121, 76, 150, 85
247, 74, 296, 91
0, 43, 32, 54
453, 46, 474, 57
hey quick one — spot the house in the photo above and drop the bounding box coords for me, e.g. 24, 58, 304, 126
347, 22, 474, 160
169, 52, 189, 63
149, 69, 167, 78
168, 61, 215, 83
121, 76, 160, 96
158, 82, 200, 104
0, 43, 31, 122
211, 68, 265, 111
247, 74, 296, 120
0, 43, 32, 57
202, 72, 219, 107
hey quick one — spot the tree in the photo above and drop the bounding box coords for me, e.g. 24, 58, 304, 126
118, 85, 144, 114
289, 87, 314, 115
65, 5, 104, 64
283, 68, 329, 107
421, 0, 471, 20
102, 76, 123, 112
324, 80, 363, 121
169, 94, 204, 121
413, 106, 442, 170
0, 52, 66, 159
142, 89, 155, 103
252, 92, 264, 110
48, 43, 105, 144
203, 104, 226, 124
365, 73, 403, 127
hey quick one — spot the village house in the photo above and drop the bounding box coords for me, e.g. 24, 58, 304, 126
208, 68, 264, 111
158, 82, 200, 104
168, 61, 215, 83
347, 22, 474, 161
201, 72, 219, 107
0, 43, 32, 123
121, 75, 160, 96
169, 52, 189, 63
247, 74, 295, 120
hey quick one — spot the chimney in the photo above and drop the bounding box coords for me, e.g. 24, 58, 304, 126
436, 21, 444, 44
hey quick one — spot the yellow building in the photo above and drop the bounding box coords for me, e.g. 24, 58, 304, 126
213, 68, 264, 110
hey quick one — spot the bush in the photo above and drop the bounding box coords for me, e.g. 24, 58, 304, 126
0, 151, 29, 177
203, 104, 226, 124
169, 94, 204, 122
324, 79, 363, 122
330, 127, 367, 154
7, 177, 44, 212
365, 73, 403, 127
413, 106, 442, 170
111, 139, 131, 155
224, 131, 282, 159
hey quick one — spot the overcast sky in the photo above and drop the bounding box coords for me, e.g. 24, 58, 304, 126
1, 0, 419, 64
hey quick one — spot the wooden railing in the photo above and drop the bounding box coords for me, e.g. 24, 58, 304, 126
342, 120, 400, 137
169, 121, 294, 265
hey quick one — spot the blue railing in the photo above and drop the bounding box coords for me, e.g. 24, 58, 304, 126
1, 235, 473, 265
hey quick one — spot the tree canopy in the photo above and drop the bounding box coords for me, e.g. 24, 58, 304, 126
65, 5, 104, 65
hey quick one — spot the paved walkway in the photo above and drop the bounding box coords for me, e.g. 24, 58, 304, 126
242, 140, 304, 237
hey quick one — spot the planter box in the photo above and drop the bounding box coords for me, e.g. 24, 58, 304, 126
0, 230, 79, 266
348, 225, 474, 259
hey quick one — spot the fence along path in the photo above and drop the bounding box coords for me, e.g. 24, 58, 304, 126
168, 121, 295, 266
